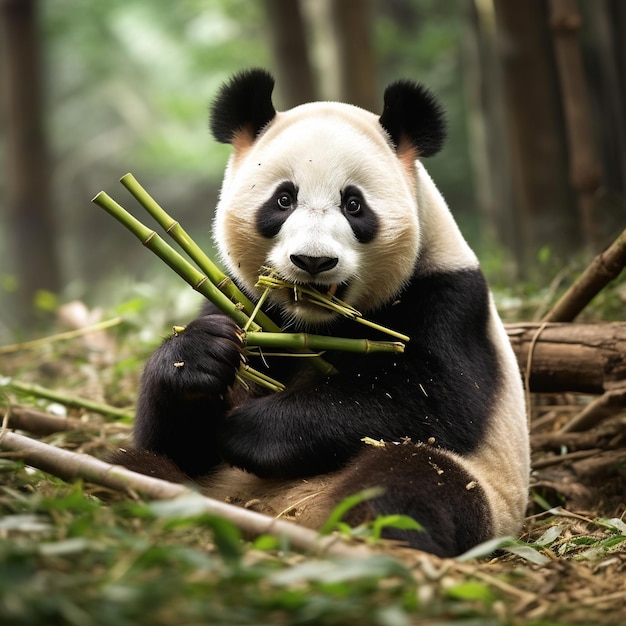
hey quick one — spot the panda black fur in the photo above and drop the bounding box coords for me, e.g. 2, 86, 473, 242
116, 69, 529, 558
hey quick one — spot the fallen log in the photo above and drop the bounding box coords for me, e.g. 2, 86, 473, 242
505, 322, 626, 393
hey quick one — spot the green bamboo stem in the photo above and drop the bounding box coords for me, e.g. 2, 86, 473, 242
243, 285, 272, 332
92, 192, 261, 332
97, 183, 336, 375
238, 364, 286, 392
119, 174, 281, 334
93, 180, 407, 384
245, 332, 405, 354
1, 379, 134, 421
348, 316, 410, 342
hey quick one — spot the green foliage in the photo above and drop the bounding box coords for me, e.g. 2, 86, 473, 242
459, 513, 626, 568
319, 487, 384, 536
319, 488, 423, 546
369, 515, 423, 542
0, 474, 502, 626
42, 0, 270, 176
1, 274, 18, 294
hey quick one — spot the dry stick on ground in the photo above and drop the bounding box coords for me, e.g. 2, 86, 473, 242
531, 418, 626, 452
559, 388, 626, 433
3, 406, 85, 435
0, 430, 371, 559
541, 226, 626, 323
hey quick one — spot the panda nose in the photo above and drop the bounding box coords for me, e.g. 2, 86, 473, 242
290, 254, 338, 276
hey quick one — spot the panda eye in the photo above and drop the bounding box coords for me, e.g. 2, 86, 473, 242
277, 192, 294, 210
345, 196, 361, 216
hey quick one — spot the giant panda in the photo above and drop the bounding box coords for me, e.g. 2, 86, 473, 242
114, 69, 529, 558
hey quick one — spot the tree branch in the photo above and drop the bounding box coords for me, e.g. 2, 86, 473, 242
0, 430, 370, 559
541, 226, 626, 322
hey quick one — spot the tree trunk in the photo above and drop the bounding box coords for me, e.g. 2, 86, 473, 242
328, 0, 377, 110
549, 0, 603, 251
263, 0, 316, 108
506, 322, 626, 393
0, 0, 60, 326
493, 0, 575, 267
463, 1, 518, 262
584, 0, 626, 197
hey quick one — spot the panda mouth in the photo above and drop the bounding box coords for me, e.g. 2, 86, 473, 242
256, 270, 351, 320
287, 281, 351, 317
296, 282, 347, 302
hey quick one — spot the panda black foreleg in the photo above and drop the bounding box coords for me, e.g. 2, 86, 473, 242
332, 443, 493, 558
132, 313, 243, 477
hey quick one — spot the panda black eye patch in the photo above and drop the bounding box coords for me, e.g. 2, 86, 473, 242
341, 186, 378, 243
256, 181, 298, 238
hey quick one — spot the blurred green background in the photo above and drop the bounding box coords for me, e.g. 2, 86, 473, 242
1, 0, 624, 338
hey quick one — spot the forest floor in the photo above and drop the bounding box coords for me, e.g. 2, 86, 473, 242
1, 314, 626, 626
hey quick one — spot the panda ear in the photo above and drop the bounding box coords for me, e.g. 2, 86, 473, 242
379, 80, 446, 158
210, 68, 277, 148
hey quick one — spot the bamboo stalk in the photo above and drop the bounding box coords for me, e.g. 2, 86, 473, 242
246, 332, 405, 354
119, 174, 281, 334
92, 191, 261, 333
2, 379, 133, 421
93, 180, 409, 379
0, 430, 370, 558
238, 364, 286, 392
93, 187, 337, 375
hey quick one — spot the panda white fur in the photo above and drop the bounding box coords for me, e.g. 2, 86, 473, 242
115, 69, 529, 557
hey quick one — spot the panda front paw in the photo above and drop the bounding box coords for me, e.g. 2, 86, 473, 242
145, 314, 243, 399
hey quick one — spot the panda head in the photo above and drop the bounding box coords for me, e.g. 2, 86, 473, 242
210, 69, 446, 328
